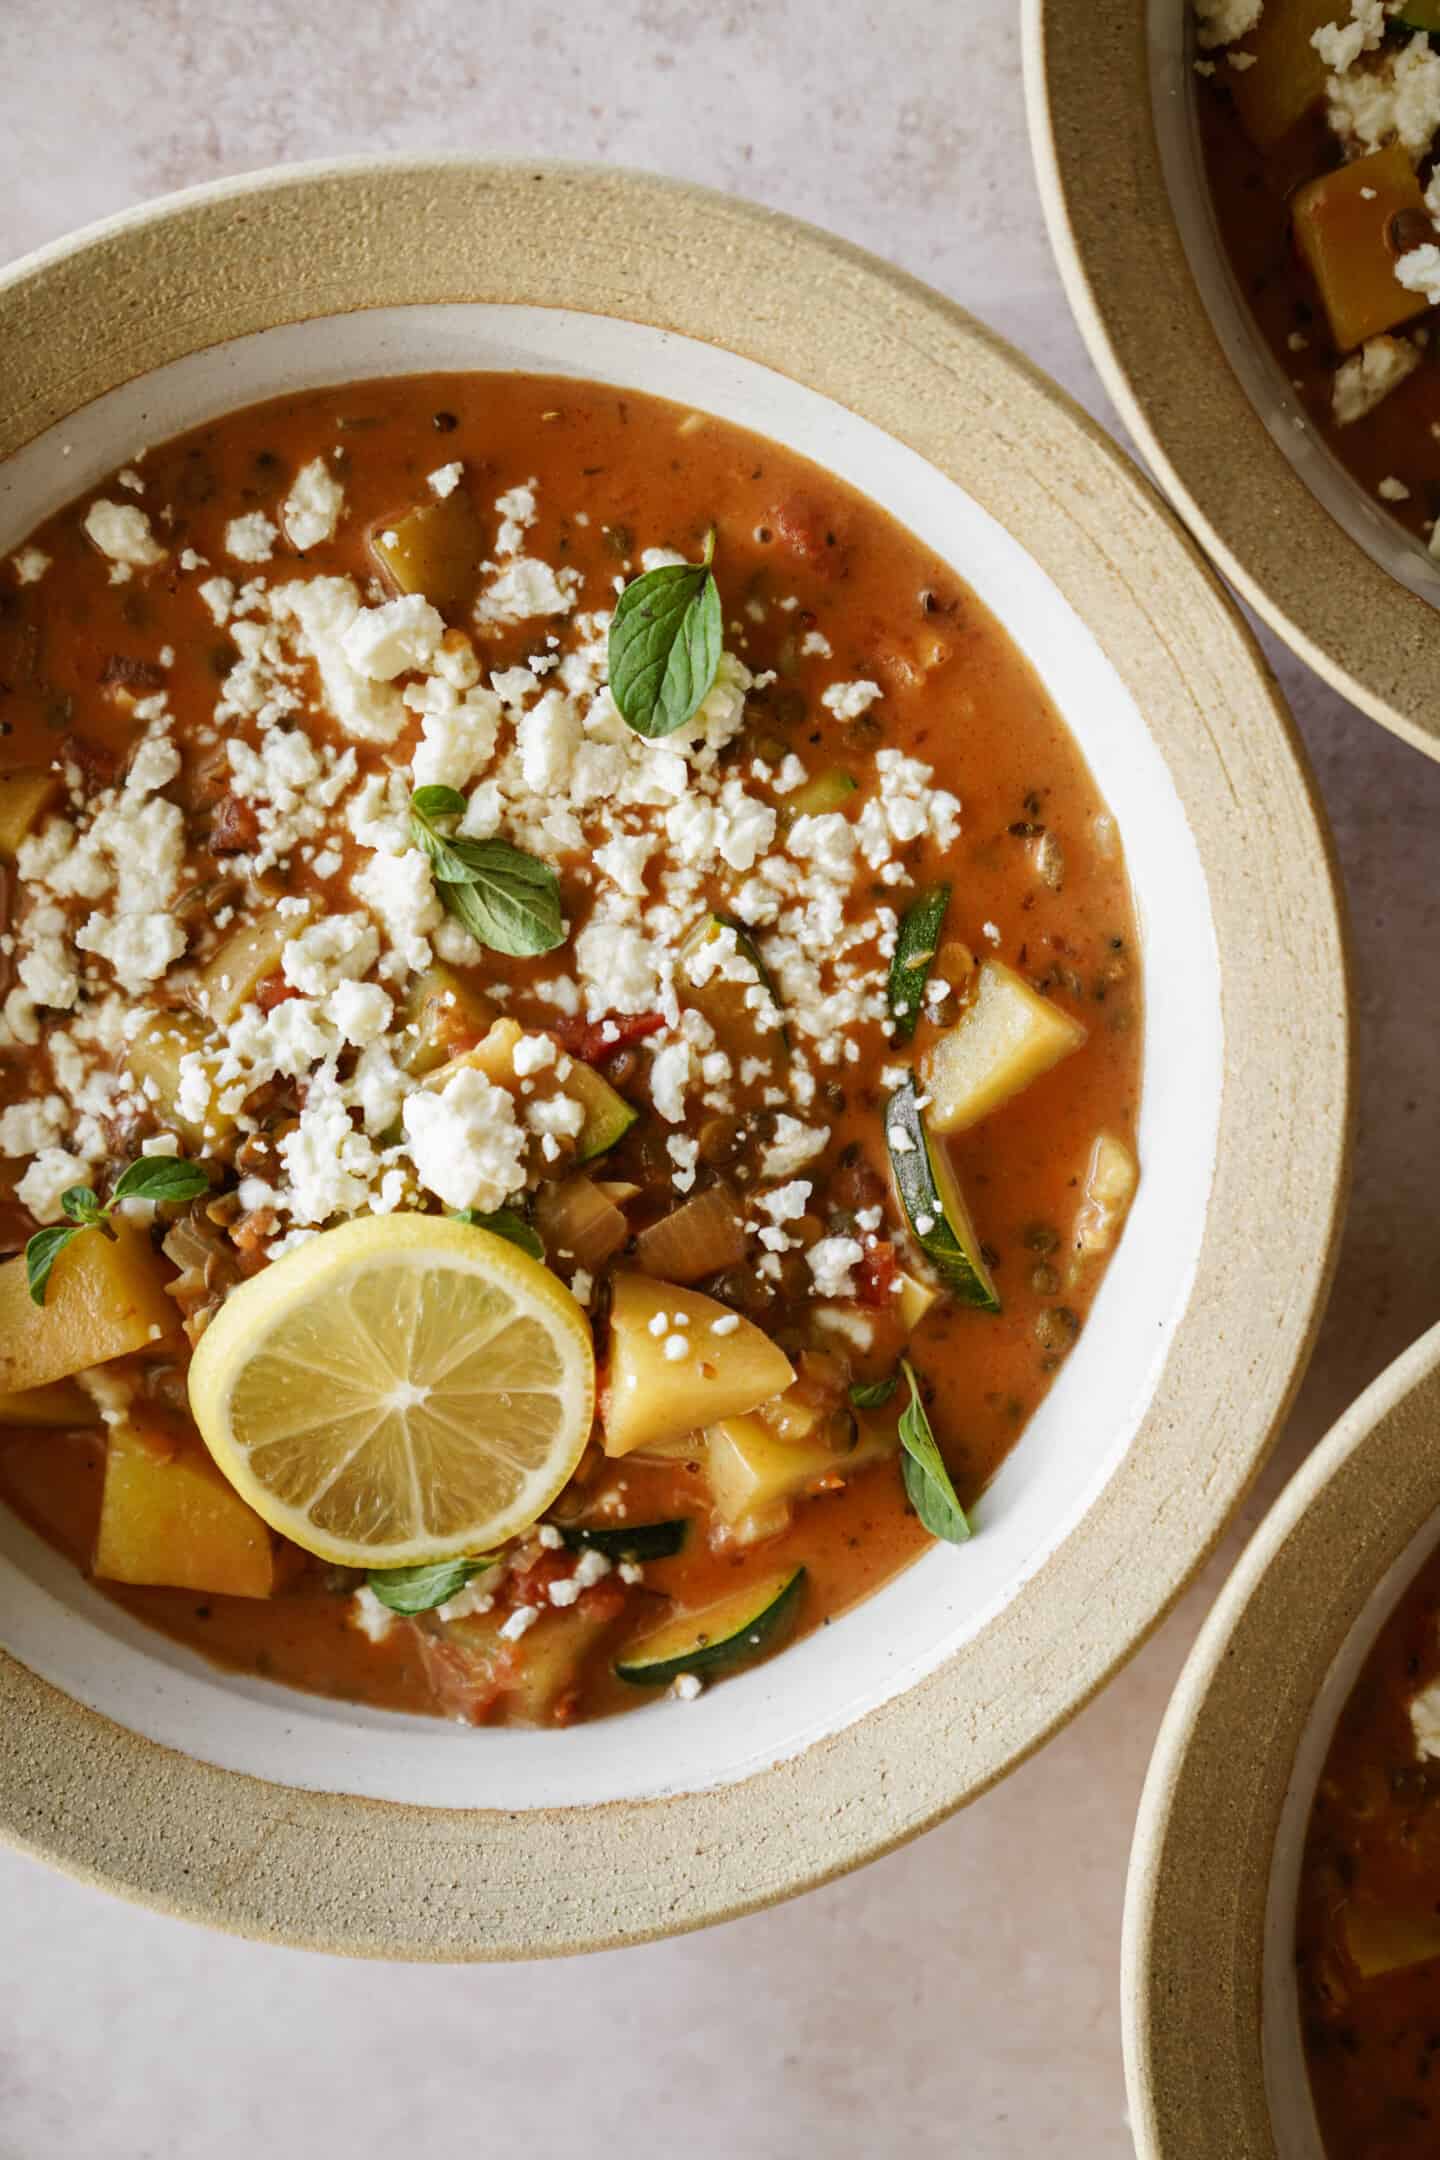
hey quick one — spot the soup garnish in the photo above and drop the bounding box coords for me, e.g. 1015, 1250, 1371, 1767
1195, 0, 1440, 551
0, 373, 1140, 1724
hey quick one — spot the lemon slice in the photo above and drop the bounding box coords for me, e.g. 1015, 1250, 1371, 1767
187, 1213, 595, 1568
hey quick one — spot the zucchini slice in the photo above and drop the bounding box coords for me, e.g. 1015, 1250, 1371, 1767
885, 1077, 1000, 1312
614, 1565, 806, 1686
568, 1060, 639, 1161
783, 769, 857, 819
679, 912, 788, 1057
888, 884, 951, 1042
561, 1519, 688, 1562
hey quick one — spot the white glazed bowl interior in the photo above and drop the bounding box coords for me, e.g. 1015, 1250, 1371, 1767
1148, 0, 1440, 609
1260, 1510, 1440, 2153
0, 302, 1220, 1813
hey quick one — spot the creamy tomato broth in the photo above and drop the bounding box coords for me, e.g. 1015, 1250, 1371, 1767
0, 374, 1140, 1726
1195, 0, 1440, 549
1297, 1538, 1440, 2158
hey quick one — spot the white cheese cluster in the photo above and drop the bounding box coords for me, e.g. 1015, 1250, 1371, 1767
1, 463, 961, 1270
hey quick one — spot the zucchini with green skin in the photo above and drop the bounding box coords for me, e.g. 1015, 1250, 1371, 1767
888, 884, 951, 1042
783, 769, 857, 819
614, 1566, 806, 1686
568, 1061, 640, 1161
561, 1519, 688, 1562
679, 912, 788, 1056
885, 1077, 1000, 1312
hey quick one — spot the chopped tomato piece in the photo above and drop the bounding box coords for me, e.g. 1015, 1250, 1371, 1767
555, 1011, 667, 1065
854, 1240, 900, 1308
255, 973, 298, 1014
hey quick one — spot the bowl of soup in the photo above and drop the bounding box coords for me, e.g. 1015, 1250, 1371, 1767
1025, 0, 1440, 760
1125, 1320, 1440, 2158
0, 157, 1348, 1956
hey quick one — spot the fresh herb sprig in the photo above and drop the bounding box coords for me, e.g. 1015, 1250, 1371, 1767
366, 1554, 499, 1617
898, 1359, 971, 1545
25, 1155, 211, 1306
608, 529, 722, 739
849, 1375, 899, 1410
450, 1206, 544, 1261
409, 788, 564, 957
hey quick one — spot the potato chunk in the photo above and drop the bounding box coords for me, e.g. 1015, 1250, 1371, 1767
1230, 0, 1347, 148
921, 960, 1087, 1135
1068, 1132, 1138, 1283
1293, 145, 1430, 352
371, 491, 484, 617
705, 1412, 895, 1529
0, 1222, 177, 1393
601, 1274, 795, 1458
0, 1380, 100, 1427
196, 902, 313, 1025
0, 770, 62, 856
95, 1420, 274, 1597
129, 1010, 236, 1149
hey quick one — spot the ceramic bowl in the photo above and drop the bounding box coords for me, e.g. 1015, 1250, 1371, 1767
1125, 1321, 1440, 2156
0, 158, 1350, 1958
1025, 0, 1440, 760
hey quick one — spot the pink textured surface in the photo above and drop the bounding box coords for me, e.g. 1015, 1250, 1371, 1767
0, 2, 1435, 2155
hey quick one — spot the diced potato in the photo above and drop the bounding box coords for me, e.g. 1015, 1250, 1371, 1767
705, 1412, 896, 1526
430, 1601, 617, 1724
0, 1379, 100, 1427
371, 491, 485, 617
922, 960, 1087, 1135
1068, 1133, 1138, 1282
1293, 145, 1431, 352
95, 1419, 274, 1597
129, 1010, 236, 1149
395, 965, 495, 1076
1230, 0, 1347, 148
0, 1221, 178, 1393
1342, 1897, 1440, 1981
504, 1606, 618, 1724
196, 902, 313, 1025
601, 1274, 795, 1458
0, 769, 61, 855
896, 1270, 939, 1334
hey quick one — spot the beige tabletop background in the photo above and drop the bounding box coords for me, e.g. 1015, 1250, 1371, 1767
2, 2, 1437, 2154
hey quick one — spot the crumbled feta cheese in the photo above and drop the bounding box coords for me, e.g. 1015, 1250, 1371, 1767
224, 512, 278, 564
83, 500, 166, 568
1327, 30, 1440, 152
402, 1065, 527, 1212
342, 593, 445, 682
499, 1604, 540, 1641
281, 913, 380, 998
807, 1235, 865, 1299
428, 462, 464, 499
820, 678, 882, 721
1193, 0, 1261, 49
352, 1587, 397, 1642
10, 547, 50, 585
1333, 335, 1423, 424
282, 458, 346, 551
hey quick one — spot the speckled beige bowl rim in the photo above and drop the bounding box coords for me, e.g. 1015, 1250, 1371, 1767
1023, 1, 1440, 762
1123, 1320, 1440, 2157
0, 156, 1352, 1959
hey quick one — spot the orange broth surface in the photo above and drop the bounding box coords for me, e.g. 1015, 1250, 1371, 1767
0, 373, 1141, 1724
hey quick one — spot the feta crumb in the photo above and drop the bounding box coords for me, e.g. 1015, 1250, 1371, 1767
83, 500, 166, 567
428, 462, 464, 498
1333, 335, 1422, 425
807, 1235, 865, 1300
499, 1604, 540, 1641
352, 1587, 397, 1642
282, 458, 346, 551
224, 512, 279, 564
820, 679, 883, 721
402, 1064, 527, 1212
10, 547, 50, 585
672, 1672, 703, 1701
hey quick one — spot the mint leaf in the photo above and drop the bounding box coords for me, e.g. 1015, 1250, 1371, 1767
608, 537, 723, 739
410, 783, 468, 822
111, 1157, 212, 1207
60, 1186, 103, 1225
849, 1375, 899, 1409
450, 1207, 544, 1261
898, 1360, 970, 1545
25, 1222, 82, 1307
367, 1555, 497, 1616
409, 795, 564, 958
